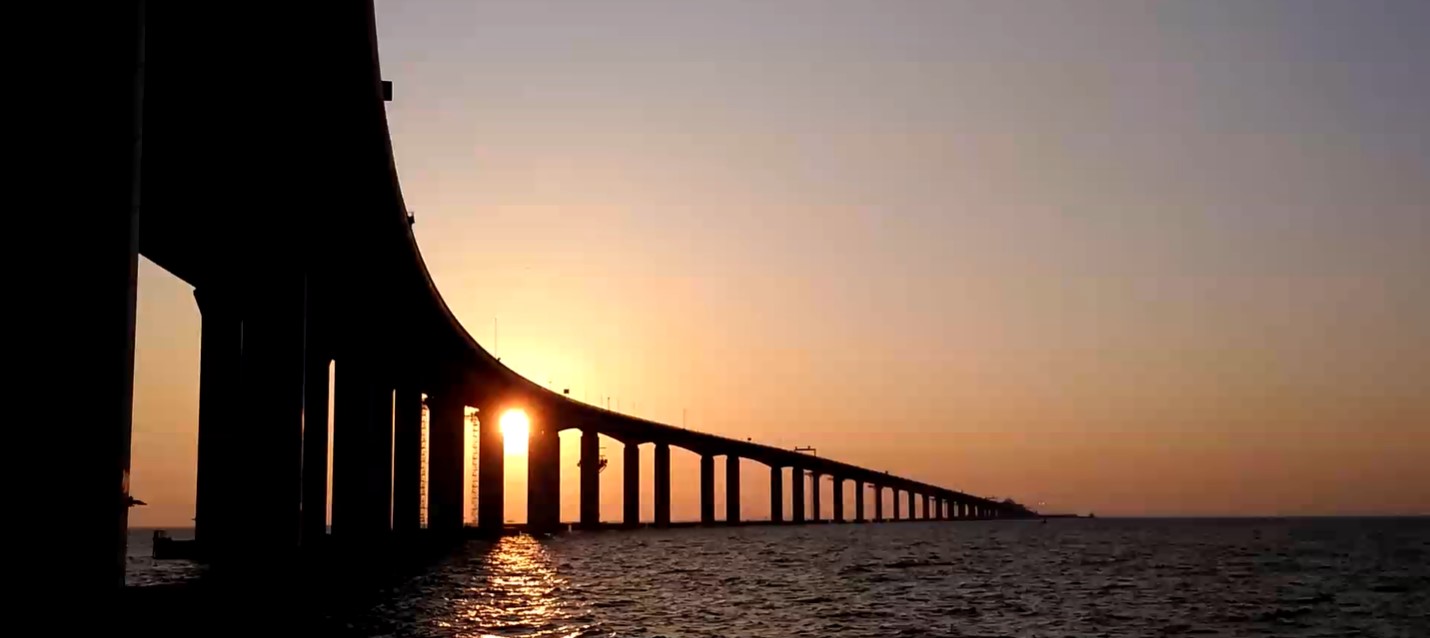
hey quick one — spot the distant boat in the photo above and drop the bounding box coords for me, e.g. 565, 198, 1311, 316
152, 530, 199, 560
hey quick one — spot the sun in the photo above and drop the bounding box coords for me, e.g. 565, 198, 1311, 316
499, 409, 530, 456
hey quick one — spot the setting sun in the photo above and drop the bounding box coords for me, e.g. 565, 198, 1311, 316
499, 409, 530, 456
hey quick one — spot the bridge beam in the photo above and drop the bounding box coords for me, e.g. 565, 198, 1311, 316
425, 392, 465, 534
769, 465, 783, 523
832, 478, 845, 522
528, 415, 561, 533
391, 387, 422, 534
700, 454, 716, 525
725, 455, 740, 524
478, 403, 504, 534
654, 442, 671, 527
580, 429, 600, 529
854, 481, 865, 522
791, 468, 805, 524
623, 442, 640, 527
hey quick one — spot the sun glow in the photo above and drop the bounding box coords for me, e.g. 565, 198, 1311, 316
500, 409, 530, 456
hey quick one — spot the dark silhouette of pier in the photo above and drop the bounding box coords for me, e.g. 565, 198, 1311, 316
64, 2, 1034, 593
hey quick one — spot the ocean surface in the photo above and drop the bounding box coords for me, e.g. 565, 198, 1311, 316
128, 518, 1429, 636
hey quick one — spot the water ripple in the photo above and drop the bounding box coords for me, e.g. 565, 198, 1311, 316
335, 518, 1426, 637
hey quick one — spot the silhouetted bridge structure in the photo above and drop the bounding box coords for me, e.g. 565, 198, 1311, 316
72, 3, 1033, 590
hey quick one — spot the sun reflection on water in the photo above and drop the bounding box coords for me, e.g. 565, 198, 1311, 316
438, 535, 588, 638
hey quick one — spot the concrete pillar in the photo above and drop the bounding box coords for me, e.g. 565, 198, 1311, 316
791, 468, 806, 524
700, 454, 716, 525
239, 282, 309, 553
391, 388, 422, 533
833, 478, 845, 522
579, 429, 600, 529
528, 416, 561, 532
300, 338, 330, 545
769, 465, 784, 523
893, 490, 903, 521
70, 0, 143, 591
654, 443, 671, 527
478, 403, 504, 533
810, 472, 822, 522
424, 392, 465, 533
194, 289, 242, 550
924, 494, 932, 520
854, 481, 865, 522
623, 442, 640, 527
725, 455, 741, 524
873, 486, 884, 522
906, 491, 916, 521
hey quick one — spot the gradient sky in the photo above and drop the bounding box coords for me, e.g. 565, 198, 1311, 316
129, 0, 1428, 527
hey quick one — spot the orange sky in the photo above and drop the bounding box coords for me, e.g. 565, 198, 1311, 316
127, 1, 1429, 527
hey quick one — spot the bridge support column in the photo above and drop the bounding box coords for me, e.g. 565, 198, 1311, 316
300, 328, 331, 548
725, 456, 741, 524
854, 481, 865, 522
425, 392, 465, 534
654, 442, 671, 527
810, 472, 822, 522
832, 478, 845, 522
478, 403, 504, 533
700, 454, 716, 525
924, 494, 932, 520
906, 491, 916, 522
874, 486, 884, 522
892, 490, 901, 520
194, 289, 242, 553
392, 388, 422, 534
623, 442, 640, 527
580, 429, 600, 529
235, 282, 309, 558
528, 416, 561, 533
769, 465, 783, 523
791, 468, 805, 524
334, 362, 393, 541
69, 1, 143, 590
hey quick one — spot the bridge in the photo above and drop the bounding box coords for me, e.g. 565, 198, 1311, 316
69, 3, 1033, 591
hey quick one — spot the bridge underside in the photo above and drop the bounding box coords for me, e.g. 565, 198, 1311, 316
64, 1, 1031, 593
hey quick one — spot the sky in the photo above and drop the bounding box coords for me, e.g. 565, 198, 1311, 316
129, 0, 1429, 527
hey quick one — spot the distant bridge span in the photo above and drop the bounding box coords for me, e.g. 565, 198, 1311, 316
70, 2, 1032, 589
